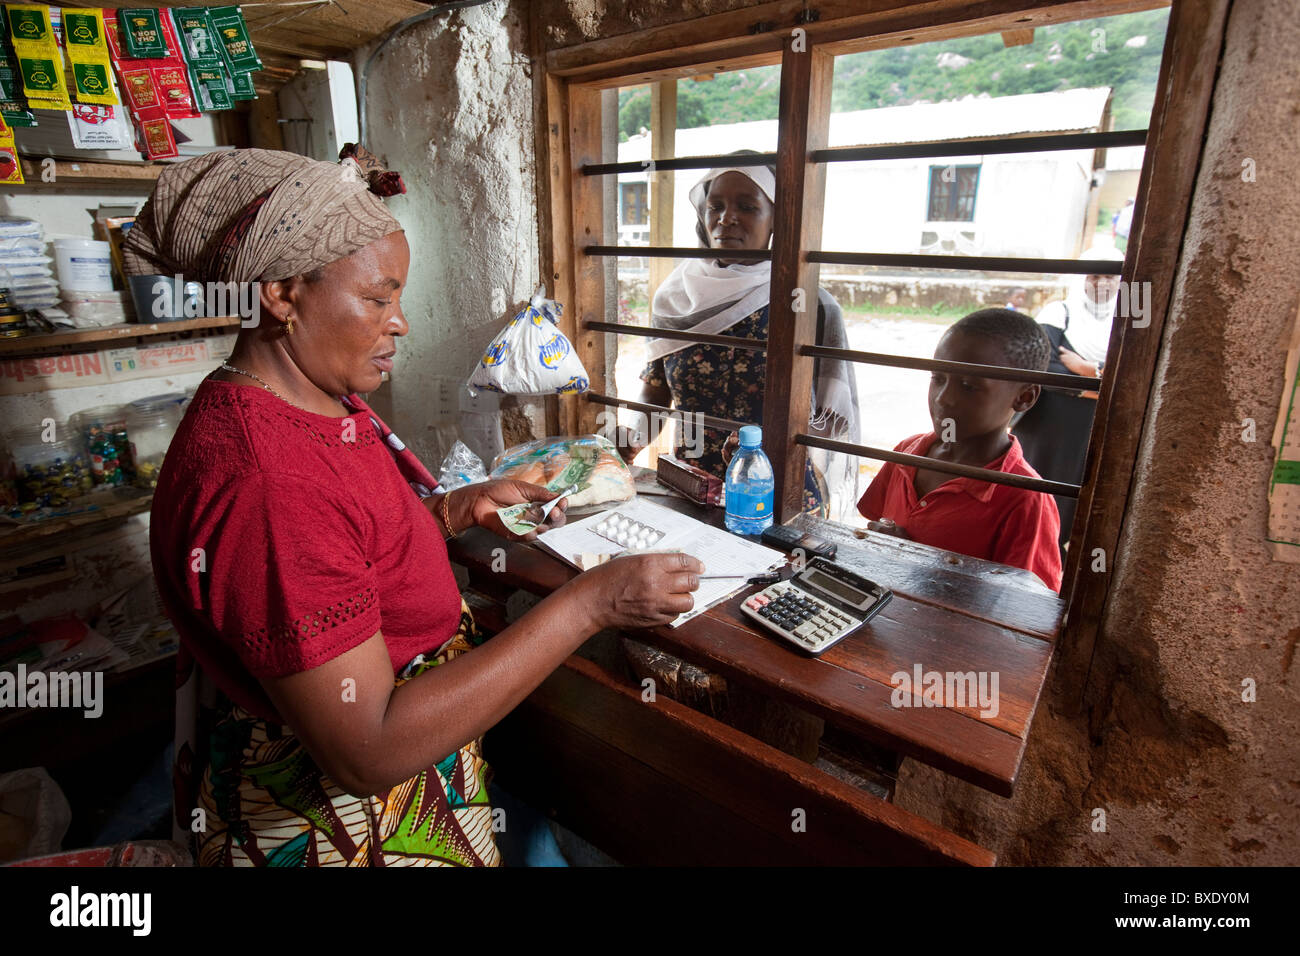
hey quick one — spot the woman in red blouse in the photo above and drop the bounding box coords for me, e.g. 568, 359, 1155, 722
124, 148, 702, 866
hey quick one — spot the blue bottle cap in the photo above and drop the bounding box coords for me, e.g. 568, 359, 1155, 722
738, 425, 762, 448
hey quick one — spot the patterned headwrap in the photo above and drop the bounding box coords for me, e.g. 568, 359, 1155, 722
122, 147, 404, 282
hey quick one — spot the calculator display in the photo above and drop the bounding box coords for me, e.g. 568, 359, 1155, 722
804, 568, 869, 606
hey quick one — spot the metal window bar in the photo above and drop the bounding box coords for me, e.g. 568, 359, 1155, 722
584, 322, 1100, 390
584, 388, 1081, 499
585, 320, 767, 353
580, 129, 1147, 177
585, 390, 752, 434
586, 245, 770, 260
811, 129, 1147, 164
806, 251, 1124, 274
797, 433, 1082, 498
581, 119, 1128, 505
584, 245, 1123, 275
799, 344, 1100, 390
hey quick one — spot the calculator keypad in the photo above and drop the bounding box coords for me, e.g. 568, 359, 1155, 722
742, 583, 861, 653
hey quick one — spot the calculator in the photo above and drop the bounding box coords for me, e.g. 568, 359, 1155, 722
740, 557, 892, 655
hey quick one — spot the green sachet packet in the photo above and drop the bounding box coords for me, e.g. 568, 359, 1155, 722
189, 64, 232, 111
0, 17, 33, 124
5, 6, 53, 45
172, 8, 222, 70
118, 8, 170, 59
210, 6, 262, 73
230, 69, 256, 100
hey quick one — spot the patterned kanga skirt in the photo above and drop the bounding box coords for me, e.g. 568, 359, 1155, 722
173, 601, 501, 866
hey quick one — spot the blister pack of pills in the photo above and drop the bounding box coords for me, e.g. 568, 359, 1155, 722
591, 512, 666, 550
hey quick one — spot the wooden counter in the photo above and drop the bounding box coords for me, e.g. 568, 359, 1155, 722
450, 495, 1062, 799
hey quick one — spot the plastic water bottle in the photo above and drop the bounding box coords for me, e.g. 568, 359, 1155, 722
725, 425, 775, 536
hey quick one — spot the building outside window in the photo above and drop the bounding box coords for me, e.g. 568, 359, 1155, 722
927, 163, 980, 221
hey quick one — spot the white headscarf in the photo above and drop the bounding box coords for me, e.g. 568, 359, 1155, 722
645, 165, 777, 364
645, 165, 864, 520
1036, 242, 1126, 365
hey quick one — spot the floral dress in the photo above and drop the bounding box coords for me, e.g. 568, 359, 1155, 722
641, 304, 826, 515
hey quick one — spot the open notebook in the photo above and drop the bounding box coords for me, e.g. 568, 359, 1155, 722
533, 496, 786, 627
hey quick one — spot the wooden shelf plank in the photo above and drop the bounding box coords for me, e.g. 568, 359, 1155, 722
0, 316, 242, 356
0, 488, 154, 552
15, 156, 166, 189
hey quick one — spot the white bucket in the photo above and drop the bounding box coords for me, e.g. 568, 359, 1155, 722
53, 238, 113, 292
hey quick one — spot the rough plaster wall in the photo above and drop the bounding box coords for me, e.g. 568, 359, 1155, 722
539, 0, 763, 47
361, 0, 542, 468
893, 0, 1300, 865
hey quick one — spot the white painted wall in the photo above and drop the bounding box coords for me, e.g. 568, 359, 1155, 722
277, 63, 359, 163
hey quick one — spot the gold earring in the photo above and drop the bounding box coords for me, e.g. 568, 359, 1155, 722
284, 313, 295, 335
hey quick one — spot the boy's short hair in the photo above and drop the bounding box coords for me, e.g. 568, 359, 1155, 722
949, 308, 1051, 372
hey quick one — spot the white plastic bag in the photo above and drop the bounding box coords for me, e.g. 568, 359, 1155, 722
0, 767, 71, 863
467, 287, 589, 397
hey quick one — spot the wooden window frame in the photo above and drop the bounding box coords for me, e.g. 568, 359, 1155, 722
539, 0, 1228, 707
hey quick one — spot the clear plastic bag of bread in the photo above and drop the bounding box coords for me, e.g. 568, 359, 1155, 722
489, 434, 634, 508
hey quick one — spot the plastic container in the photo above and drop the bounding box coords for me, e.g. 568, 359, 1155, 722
54, 238, 113, 292
8, 430, 93, 511
126, 399, 182, 488
724, 425, 775, 536
59, 289, 131, 327
68, 404, 130, 486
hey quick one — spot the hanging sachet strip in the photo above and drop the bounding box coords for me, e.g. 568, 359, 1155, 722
117, 6, 169, 58
209, 6, 262, 74
171, 7, 231, 111
102, 8, 177, 159
0, 16, 36, 127
0, 112, 24, 184
61, 8, 120, 105
5, 4, 73, 111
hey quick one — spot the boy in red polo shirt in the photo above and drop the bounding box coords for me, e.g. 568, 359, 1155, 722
857, 308, 1063, 591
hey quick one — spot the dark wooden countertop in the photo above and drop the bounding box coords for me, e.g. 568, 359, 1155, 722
449, 491, 1063, 797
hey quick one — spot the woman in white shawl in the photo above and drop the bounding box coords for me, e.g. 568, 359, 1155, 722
1014, 242, 1125, 550
629, 155, 862, 519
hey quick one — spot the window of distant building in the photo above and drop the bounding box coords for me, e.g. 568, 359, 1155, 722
927, 164, 980, 221
620, 181, 648, 226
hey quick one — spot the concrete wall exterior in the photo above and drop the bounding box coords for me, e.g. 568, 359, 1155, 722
536, 0, 1299, 864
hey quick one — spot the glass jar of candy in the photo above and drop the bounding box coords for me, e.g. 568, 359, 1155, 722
69, 404, 130, 486
8, 430, 93, 513
126, 399, 182, 489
